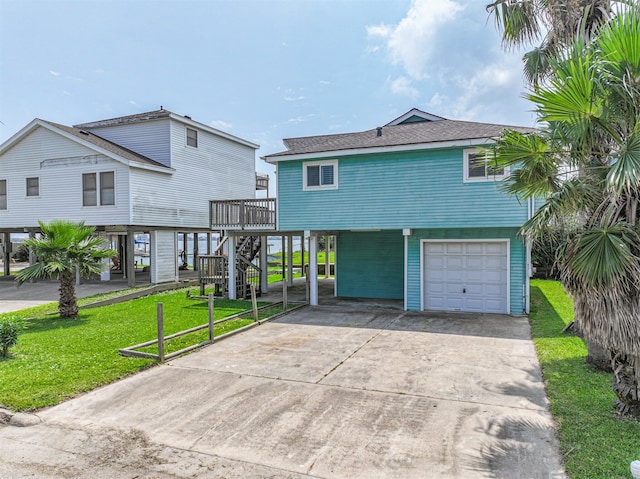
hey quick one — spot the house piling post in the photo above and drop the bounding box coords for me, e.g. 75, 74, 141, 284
308, 232, 318, 305
2, 232, 10, 276
193, 233, 199, 271
126, 230, 136, 288
287, 235, 293, 287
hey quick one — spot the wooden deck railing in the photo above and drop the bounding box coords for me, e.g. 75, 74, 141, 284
209, 198, 276, 230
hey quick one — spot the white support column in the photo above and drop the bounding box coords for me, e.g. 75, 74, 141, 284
260, 236, 268, 294
228, 236, 237, 300
287, 235, 294, 287
324, 235, 330, 279
308, 233, 318, 306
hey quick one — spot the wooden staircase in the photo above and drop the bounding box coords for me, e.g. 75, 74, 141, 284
198, 235, 263, 299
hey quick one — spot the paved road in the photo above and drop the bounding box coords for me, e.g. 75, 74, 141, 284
0, 305, 565, 478
0, 277, 131, 313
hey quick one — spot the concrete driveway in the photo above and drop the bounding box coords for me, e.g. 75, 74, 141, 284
0, 305, 565, 478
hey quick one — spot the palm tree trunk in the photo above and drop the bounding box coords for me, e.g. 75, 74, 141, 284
58, 270, 79, 318
585, 339, 613, 372
612, 354, 640, 419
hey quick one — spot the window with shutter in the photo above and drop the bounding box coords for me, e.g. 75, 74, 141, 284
303, 160, 338, 190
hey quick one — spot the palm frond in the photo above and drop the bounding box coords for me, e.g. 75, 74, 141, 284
487, 0, 545, 49
563, 223, 640, 291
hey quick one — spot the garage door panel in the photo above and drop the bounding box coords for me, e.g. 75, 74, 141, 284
423, 241, 509, 314
485, 243, 507, 254
446, 243, 464, 254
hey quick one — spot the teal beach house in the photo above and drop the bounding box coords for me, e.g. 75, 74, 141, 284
263, 109, 536, 315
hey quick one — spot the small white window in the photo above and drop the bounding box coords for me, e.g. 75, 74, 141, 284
26, 177, 39, 197
463, 149, 508, 182
0, 179, 6, 210
186, 127, 198, 148
303, 160, 338, 191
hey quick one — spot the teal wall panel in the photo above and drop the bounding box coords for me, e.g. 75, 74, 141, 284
276, 147, 528, 231
336, 230, 404, 299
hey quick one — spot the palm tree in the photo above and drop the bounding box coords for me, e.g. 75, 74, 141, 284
491, 8, 640, 417
15, 220, 116, 318
486, 0, 620, 85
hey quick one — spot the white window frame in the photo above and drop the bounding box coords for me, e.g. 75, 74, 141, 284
463, 148, 509, 183
303, 159, 338, 191
186, 127, 198, 148
26, 176, 40, 198
82, 171, 116, 207
0, 179, 7, 210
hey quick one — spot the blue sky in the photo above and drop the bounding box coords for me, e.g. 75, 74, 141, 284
0, 0, 537, 179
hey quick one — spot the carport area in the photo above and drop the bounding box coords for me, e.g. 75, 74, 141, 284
0, 305, 565, 478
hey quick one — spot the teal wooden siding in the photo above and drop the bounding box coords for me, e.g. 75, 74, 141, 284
336, 230, 404, 299
276, 147, 528, 231
405, 227, 526, 315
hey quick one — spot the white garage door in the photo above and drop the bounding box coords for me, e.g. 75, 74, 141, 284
423, 241, 509, 314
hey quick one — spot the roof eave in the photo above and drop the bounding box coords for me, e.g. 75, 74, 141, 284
263, 137, 497, 163
1, 120, 174, 174
167, 113, 259, 150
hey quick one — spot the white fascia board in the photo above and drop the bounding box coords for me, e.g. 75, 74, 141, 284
0, 119, 42, 155
168, 113, 259, 150
386, 109, 446, 126
264, 138, 496, 163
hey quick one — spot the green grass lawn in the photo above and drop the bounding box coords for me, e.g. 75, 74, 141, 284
272, 250, 334, 266
531, 279, 640, 479
0, 289, 267, 411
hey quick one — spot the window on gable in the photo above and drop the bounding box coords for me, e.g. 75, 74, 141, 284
464, 149, 507, 182
26, 177, 39, 197
303, 160, 338, 190
83, 171, 115, 206
186, 127, 198, 148
0, 180, 6, 210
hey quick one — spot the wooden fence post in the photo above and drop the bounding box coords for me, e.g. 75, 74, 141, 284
157, 302, 165, 362
283, 277, 288, 311
208, 293, 215, 342
250, 284, 258, 322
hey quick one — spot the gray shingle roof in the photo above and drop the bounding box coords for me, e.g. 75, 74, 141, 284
73, 109, 172, 128
42, 120, 170, 169
267, 119, 535, 158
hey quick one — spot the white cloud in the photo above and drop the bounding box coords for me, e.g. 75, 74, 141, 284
390, 76, 419, 99
129, 100, 139, 106
49, 70, 61, 77
366, 24, 392, 38
426, 55, 526, 123
288, 114, 316, 124
210, 120, 233, 130
368, 0, 465, 80
283, 88, 305, 102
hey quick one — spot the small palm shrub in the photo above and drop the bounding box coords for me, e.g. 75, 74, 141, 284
531, 222, 578, 279
0, 315, 25, 357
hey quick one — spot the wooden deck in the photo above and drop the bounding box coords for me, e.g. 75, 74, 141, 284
209, 198, 276, 230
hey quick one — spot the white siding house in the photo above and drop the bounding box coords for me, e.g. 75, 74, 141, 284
0, 109, 259, 286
